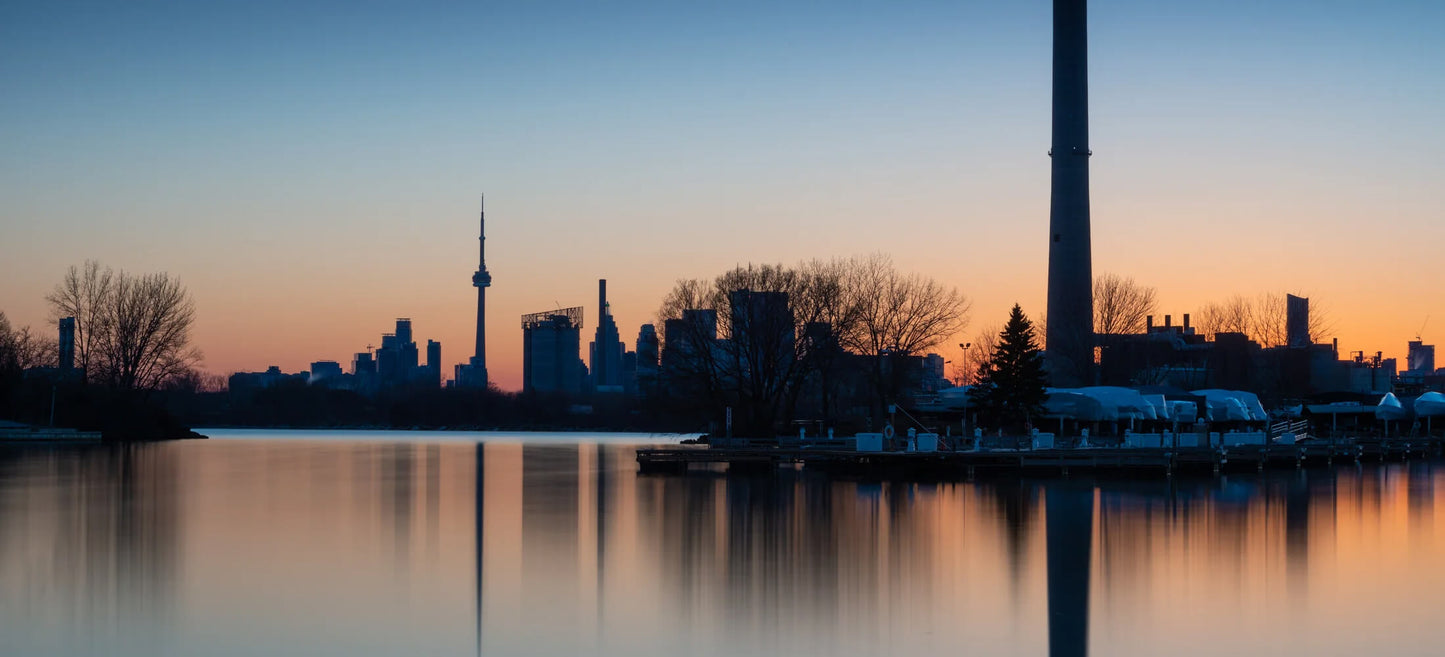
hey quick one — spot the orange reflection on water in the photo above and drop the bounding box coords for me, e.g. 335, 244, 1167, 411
4, 435, 1445, 657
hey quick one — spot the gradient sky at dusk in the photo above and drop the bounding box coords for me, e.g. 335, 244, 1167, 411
2, 0, 1442, 390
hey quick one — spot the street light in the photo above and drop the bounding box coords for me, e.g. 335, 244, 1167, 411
958, 343, 973, 384
958, 342, 975, 448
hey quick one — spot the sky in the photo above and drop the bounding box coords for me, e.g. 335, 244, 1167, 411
1, 0, 1442, 391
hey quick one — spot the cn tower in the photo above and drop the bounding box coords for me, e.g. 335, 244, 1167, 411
470, 196, 491, 388
1045, 0, 1094, 387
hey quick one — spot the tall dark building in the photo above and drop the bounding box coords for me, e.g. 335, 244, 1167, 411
589, 280, 625, 392
1045, 0, 1094, 387
729, 289, 794, 375
426, 340, 442, 387
522, 307, 584, 395
1286, 294, 1310, 347
352, 351, 376, 376
57, 317, 75, 371
459, 197, 492, 389
397, 318, 420, 373
635, 324, 660, 394
371, 318, 439, 389
661, 309, 718, 382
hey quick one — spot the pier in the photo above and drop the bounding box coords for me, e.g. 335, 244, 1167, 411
637, 438, 1443, 478
0, 421, 102, 444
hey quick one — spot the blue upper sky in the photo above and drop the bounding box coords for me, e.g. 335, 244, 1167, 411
2, 0, 1442, 386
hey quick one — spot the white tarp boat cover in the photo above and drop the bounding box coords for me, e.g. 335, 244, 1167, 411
1044, 387, 1156, 422
1192, 389, 1268, 422
1168, 400, 1199, 422
1143, 394, 1171, 421
1043, 389, 1109, 421
1414, 392, 1445, 417
936, 386, 973, 410
1377, 392, 1407, 420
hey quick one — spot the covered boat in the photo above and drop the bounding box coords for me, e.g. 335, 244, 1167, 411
1414, 392, 1445, 417
1376, 393, 1407, 421
1192, 389, 1268, 422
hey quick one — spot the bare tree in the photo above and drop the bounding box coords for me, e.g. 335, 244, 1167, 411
953, 323, 1001, 386
1250, 292, 1335, 347
13, 325, 58, 370
47, 263, 202, 393
1195, 294, 1253, 340
46, 260, 113, 382
0, 311, 59, 371
1093, 273, 1158, 335
99, 271, 202, 393
843, 253, 971, 409
657, 255, 968, 434
657, 264, 820, 436
0, 311, 15, 372
1196, 292, 1335, 346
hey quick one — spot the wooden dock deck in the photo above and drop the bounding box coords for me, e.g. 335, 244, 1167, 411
637, 438, 1442, 478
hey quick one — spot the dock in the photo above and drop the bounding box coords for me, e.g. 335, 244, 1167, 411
637, 438, 1442, 478
0, 422, 103, 444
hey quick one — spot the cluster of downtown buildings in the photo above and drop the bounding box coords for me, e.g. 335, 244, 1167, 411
1093, 296, 1442, 398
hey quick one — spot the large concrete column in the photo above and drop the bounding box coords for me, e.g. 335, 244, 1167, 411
1045, 0, 1094, 387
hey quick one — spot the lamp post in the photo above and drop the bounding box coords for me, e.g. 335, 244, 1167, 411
959, 342, 974, 448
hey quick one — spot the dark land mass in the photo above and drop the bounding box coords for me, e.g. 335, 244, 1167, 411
157, 383, 707, 434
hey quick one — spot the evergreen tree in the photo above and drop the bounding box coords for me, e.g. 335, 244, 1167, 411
969, 304, 1048, 432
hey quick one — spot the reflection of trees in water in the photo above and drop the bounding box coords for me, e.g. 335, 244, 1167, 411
977, 479, 1042, 593
0, 444, 180, 636
635, 469, 970, 652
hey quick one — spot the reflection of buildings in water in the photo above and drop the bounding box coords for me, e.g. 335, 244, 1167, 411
1406, 462, 1435, 538
477, 442, 598, 653
0, 445, 181, 646
636, 470, 994, 655
383, 442, 414, 561
522, 444, 580, 627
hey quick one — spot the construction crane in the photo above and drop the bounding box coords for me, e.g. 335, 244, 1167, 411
1417, 316, 1430, 341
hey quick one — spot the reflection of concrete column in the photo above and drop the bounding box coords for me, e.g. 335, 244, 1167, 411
1046, 485, 1093, 657
475, 443, 484, 657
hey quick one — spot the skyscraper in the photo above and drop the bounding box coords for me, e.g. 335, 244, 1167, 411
459, 197, 491, 389
426, 339, 442, 387
635, 324, 660, 395
1045, 0, 1094, 387
57, 317, 75, 371
522, 307, 585, 395
589, 279, 625, 392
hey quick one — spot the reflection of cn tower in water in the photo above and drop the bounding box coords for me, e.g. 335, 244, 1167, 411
1046, 485, 1094, 657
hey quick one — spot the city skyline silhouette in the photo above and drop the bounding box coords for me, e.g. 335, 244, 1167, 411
2, 1, 1441, 390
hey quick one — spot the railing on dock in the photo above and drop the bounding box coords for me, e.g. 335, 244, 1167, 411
636, 434, 1444, 478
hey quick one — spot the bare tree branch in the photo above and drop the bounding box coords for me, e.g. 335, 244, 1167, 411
1093, 273, 1158, 335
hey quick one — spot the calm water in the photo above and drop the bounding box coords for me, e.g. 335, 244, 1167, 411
2, 429, 1443, 657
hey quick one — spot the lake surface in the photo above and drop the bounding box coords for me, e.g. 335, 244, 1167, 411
2, 429, 1443, 656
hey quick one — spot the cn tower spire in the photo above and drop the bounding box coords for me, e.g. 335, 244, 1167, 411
471, 195, 491, 388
